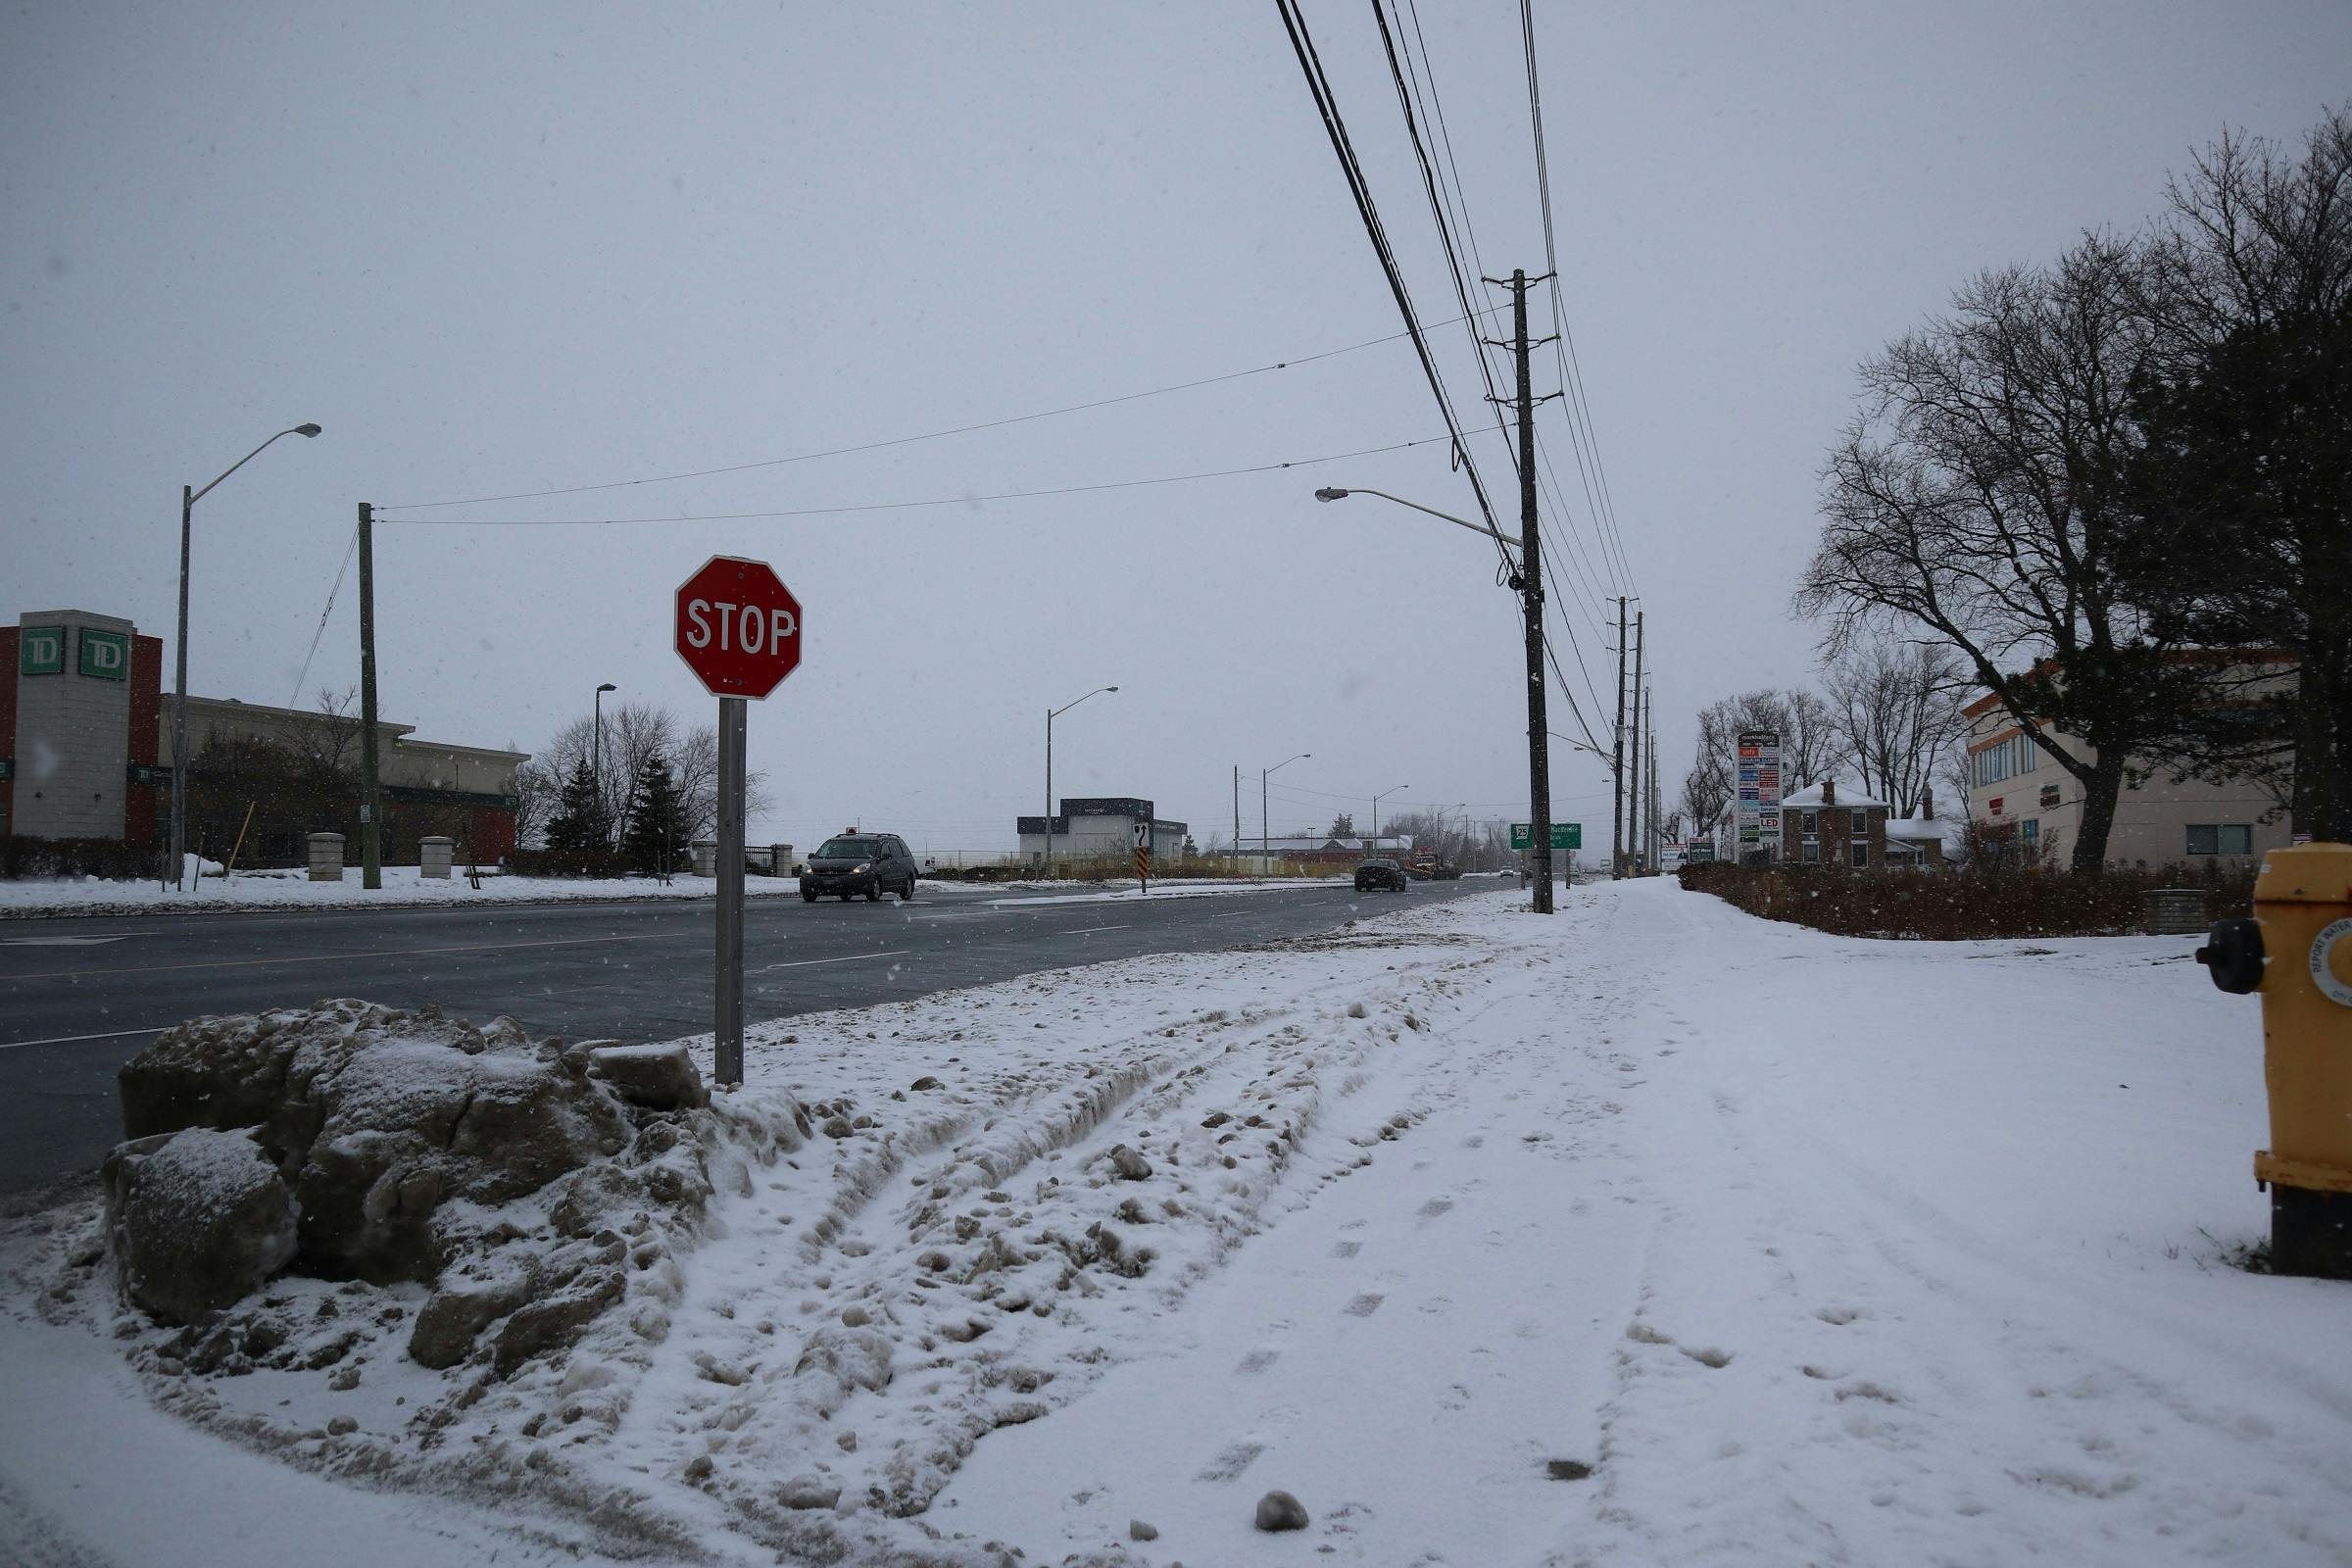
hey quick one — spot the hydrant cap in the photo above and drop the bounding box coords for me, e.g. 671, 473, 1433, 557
2252, 841, 2352, 906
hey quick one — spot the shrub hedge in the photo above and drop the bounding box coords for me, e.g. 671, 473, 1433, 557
0, 835, 165, 881
1675, 858, 2254, 941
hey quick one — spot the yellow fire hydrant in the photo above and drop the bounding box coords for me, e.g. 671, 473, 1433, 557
2197, 842, 2352, 1278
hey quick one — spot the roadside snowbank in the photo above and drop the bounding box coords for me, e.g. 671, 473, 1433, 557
0, 866, 819, 919
0, 870, 1347, 919
4, 880, 2345, 1567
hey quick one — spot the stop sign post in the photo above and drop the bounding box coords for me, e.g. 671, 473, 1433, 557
675, 557, 804, 1086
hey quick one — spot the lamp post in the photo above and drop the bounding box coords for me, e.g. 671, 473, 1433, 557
1044, 685, 1117, 877
1316, 481, 1553, 911
1371, 784, 1409, 854
594, 683, 617, 845
170, 422, 322, 891
1261, 752, 1311, 869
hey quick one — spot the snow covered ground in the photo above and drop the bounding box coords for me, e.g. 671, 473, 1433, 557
5, 878, 2345, 1567
0, 870, 1344, 919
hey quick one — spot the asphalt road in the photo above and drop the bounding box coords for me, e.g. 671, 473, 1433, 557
0, 877, 1502, 1195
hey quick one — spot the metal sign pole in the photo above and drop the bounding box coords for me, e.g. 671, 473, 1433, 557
714, 695, 747, 1086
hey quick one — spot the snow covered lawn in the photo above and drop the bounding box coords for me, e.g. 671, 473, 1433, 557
5, 878, 2345, 1567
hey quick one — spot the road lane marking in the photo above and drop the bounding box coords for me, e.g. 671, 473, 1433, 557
2, 935, 129, 947
1066, 924, 1130, 936
754, 949, 908, 974
0, 1026, 164, 1052
1212, 910, 1256, 918
2, 931, 667, 983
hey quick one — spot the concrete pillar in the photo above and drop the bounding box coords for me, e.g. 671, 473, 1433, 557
769, 843, 793, 875
419, 835, 455, 880
692, 840, 717, 877
307, 832, 345, 882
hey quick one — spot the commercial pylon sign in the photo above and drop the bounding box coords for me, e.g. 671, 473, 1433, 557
675, 556, 804, 1086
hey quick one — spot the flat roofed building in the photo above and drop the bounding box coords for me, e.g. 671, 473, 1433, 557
1017, 797, 1187, 866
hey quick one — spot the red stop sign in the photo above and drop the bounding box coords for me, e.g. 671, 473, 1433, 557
675, 556, 803, 700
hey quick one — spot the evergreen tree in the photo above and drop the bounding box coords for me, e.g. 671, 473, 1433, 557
621, 754, 687, 874
1328, 811, 1356, 839
542, 760, 606, 859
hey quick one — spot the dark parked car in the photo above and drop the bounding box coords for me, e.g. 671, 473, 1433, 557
1354, 857, 1408, 893
802, 832, 919, 903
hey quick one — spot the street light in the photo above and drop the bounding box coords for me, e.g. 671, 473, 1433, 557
1045, 685, 1117, 877
1371, 784, 1409, 853
1316, 482, 1553, 912
1315, 487, 1519, 552
1261, 752, 1311, 868
594, 683, 617, 846
170, 422, 322, 891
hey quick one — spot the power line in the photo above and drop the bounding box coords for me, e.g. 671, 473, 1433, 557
286, 526, 360, 706
381, 431, 1484, 527
375, 308, 1505, 514
1383, 1, 1619, 637
1519, 0, 1639, 595
1274, 0, 1505, 542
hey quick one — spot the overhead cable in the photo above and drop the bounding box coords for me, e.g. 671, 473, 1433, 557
381, 431, 1485, 527
375, 307, 1506, 514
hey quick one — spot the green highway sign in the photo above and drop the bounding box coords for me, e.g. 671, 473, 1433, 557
1510, 822, 1582, 852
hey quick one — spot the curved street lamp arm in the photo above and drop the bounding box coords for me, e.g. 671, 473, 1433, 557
1316, 487, 1519, 553
1050, 685, 1119, 721
191, 424, 320, 507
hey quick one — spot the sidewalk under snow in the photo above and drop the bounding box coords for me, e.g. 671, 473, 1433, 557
3, 878, 2344, 1567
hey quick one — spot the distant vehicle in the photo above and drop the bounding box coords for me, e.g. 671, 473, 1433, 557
1354, 858, 1408, 893
801, 831, 919, 903
1403, 854, 1461, 881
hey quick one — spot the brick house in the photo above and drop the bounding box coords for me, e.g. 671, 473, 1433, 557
1706, 778, 1894, 866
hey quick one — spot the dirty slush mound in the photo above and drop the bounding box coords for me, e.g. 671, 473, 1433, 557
22, 999, 810, 1544
15, 907, 1507, 1564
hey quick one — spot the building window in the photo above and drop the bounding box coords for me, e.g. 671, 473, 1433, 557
1801, 840, 1819, 863
2021, 819, 2038, 857
1801, 810, 1817, 835
2186, 823, 2253, 857
1849, 841, 1869, 867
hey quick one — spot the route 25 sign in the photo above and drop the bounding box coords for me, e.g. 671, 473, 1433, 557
675, 556, 803, 700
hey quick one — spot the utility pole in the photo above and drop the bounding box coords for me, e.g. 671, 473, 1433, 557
357, 502, 382, 890
1487, 269, 1552, 912
1629, 611, 1644, 876
1648, 691, 1660, 873
1233, 765, 1241, 866
1646, 681, 1665, 869
1611, 597, 1628, 879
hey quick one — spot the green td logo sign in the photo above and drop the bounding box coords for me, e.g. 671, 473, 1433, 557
78, 628, 129, 680
20, 626, 64, 675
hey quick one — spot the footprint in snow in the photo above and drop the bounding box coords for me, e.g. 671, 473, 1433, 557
1417, 1197, 1455, 1220
1344, 1293, 1386, 1317
1330, 1240, 1362, 1259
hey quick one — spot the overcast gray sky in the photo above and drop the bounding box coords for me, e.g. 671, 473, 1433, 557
6, 2, 2346, 856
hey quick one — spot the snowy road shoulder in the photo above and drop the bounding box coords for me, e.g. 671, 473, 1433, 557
4, 879, 2347, 1567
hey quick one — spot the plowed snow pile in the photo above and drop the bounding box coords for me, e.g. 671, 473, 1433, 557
5, 881, 2349, 1568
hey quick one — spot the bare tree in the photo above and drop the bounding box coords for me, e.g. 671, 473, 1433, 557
282, 685, 363, 777
1796, 236, 2206, 869
670, 723, 773, 845
2121, 108, 2352, 838
527, 703, 767, 850
1686, 688, 1838, 828
513, 745, 556, 849
1823, 640, 1970, 815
